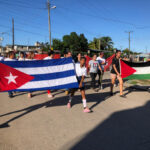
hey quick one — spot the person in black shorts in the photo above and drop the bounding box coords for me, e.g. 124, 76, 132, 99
110, 50, 125, 97
67, 57, 91, 113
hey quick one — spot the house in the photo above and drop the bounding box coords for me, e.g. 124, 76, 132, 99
5, 43, 42, 53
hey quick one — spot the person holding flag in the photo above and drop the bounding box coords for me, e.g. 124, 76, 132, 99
18, 52, 25, 61
4, 51, 17, 98
25, 51, 35, 98
110, 50, 125, 97
43, 51, 54, 98
65, 51, 74, 96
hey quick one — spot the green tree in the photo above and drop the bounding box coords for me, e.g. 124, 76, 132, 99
40, 42, 50, 52
52, 38, 63, 50
79, 34, 88, 52
100, 36, 113, 50
123, 48, 133, 55
88, 36, 113, 50
62, 32, 88, 53
88, 38, 100, 50
69, 32, 80, 52
63, 35, 71, 50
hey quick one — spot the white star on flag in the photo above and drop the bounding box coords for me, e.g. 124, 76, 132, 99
5, 72, 18, 84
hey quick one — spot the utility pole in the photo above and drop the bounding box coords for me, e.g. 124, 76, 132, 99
125, 31, 133, 55
47, 1, 56, 50
47, 0, 51, 49
99, 39, 101, 50
145, 46, 148, 54
0, 36, 3, 55
12, 18, 14, 49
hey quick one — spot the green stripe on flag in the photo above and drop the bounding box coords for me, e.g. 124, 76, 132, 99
125, 74, 150, 80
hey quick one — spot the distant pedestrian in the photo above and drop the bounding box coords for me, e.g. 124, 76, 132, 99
0, 53, 4, 61
97, 52, 106, 89
89, 54, 102, 91
5, 51, 17, 98
25, 51, 35, 61
65, 51, 74, 95
18, 52, 25, 61
75, 53, 82, 63
25, 51, 35, 98
44, 51, 54, 98
66, 51, 72, 58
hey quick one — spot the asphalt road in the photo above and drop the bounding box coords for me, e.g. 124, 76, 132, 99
0, 73, 150, 150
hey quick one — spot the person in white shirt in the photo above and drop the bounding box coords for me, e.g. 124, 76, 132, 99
18, 52, 25, 61
96, 52, 106, 89
44, 51, 54, 98
44, 51, 54, 60
4, 51, 17, 61
67, 57, 91, 113
65, 51, 74, 96
4, 51, 17, 98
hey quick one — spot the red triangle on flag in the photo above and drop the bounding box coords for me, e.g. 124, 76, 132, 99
0, 63, 34, 92
120, 60, 136, 78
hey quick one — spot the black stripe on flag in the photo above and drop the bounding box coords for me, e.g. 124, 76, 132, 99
122, 60, 150, 67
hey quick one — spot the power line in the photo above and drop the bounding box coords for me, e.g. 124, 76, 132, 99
0, 0, 46, 10
0, 24, 46, 37
0, 6, 48, 29
57, 3, 150, 29
0, 4, 46, 22
56, 8, 105, 38
57, 5, 138, 27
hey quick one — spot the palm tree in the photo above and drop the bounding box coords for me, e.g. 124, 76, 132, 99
88, 38, 100, 50
100, 36, 113, 50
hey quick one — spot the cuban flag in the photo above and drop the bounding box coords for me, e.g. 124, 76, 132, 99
0, 58, 79, 92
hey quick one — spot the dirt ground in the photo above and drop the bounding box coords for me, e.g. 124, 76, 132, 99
0, 72, 150, 150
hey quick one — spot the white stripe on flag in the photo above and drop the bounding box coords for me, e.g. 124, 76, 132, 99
133, 66, 150, 75
15, 63, 74, 75
18, 76, 77, 89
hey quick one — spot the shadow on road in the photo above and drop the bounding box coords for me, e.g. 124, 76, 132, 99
0, 91, 111, 128
61, 100, 150, 150
0, 86, 147, 128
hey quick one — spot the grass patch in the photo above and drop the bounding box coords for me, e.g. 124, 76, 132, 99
127, 80, 150, 85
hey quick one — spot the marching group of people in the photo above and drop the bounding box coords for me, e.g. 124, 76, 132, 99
1, 49, 125, 113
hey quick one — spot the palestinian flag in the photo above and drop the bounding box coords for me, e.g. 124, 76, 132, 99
120, 60, 150, 80
104, 54, 115, 72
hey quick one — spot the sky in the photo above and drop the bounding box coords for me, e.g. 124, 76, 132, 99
0, 0, 150, 53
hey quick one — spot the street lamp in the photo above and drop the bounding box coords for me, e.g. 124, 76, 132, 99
47, 0, 56, 49
51, 6, 56, 9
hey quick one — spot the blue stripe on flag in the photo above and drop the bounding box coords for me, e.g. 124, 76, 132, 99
31, 70, 75, 82
7, 82, 79, 92
1, 57, 73, 68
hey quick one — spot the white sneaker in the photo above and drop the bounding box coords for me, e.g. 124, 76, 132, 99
48, 94, 53, 98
